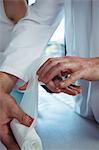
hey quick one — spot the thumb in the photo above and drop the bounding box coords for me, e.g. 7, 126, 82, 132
11, 102, 33, 127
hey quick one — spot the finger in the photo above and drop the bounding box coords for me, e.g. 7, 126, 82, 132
37, 58, 53, 76
68, 84, 82, 93
46, 80, 61, 93
37, 58, 58, 80
59, 71, 83, 88
37, 57, 65, 80
38, 61, 78, 84
18, 82, 29, 91
39, 62, 65, 84
4, 95, 33, 127
1, 124, 20, 150
53, 76, 62, 87
10, 100, 33, 127
61, 86, 80, 96
37, 56, 81, 81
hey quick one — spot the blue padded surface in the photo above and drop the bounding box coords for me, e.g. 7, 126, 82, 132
0, 86, 99, 150
36, 87, 99, 150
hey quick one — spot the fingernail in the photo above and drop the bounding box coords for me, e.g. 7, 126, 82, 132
23, 115, 34, 127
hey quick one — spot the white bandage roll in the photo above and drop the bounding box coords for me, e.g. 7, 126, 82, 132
11, 119, 42, 150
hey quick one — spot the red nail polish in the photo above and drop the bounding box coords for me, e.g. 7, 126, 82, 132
28, 118, 34, 126
23, 115, 34, 126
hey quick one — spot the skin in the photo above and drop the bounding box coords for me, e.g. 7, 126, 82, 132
3, 0, 28, 23
37, 56, 99, 95
0, 72, 33, 150
0, 1, 33, 150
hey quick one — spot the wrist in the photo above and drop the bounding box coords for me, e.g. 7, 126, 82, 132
0, 72, 18, 93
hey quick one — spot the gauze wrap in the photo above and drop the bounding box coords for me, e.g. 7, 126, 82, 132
10, 56, 47, 150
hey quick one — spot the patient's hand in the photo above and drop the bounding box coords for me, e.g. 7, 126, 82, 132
40, 75, 81, 96
37, 56, 99, 95
0, 72, 33, 150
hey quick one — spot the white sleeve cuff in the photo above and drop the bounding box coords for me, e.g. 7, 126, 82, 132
0, 65, 27, 82
0, 2, 63, 82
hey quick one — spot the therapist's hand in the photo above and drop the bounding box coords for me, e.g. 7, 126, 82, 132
0, 72, 33, 150
37, 56, 99, 95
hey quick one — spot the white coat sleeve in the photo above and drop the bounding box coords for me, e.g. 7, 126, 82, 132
0, 0, 64, 82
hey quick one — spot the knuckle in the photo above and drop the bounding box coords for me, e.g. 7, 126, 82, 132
57, 62, 61, 67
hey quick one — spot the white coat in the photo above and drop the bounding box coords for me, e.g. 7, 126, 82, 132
0, 0, 99, 122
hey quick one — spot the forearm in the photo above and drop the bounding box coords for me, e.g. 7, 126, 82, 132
3, 0, 28, 23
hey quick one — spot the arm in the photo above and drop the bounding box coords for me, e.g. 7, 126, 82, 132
3, 0, 28, 23
0, 0, 64, 82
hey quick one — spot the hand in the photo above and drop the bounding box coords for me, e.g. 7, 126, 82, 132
0, 72, 33, 150
37, 56, 99, 95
